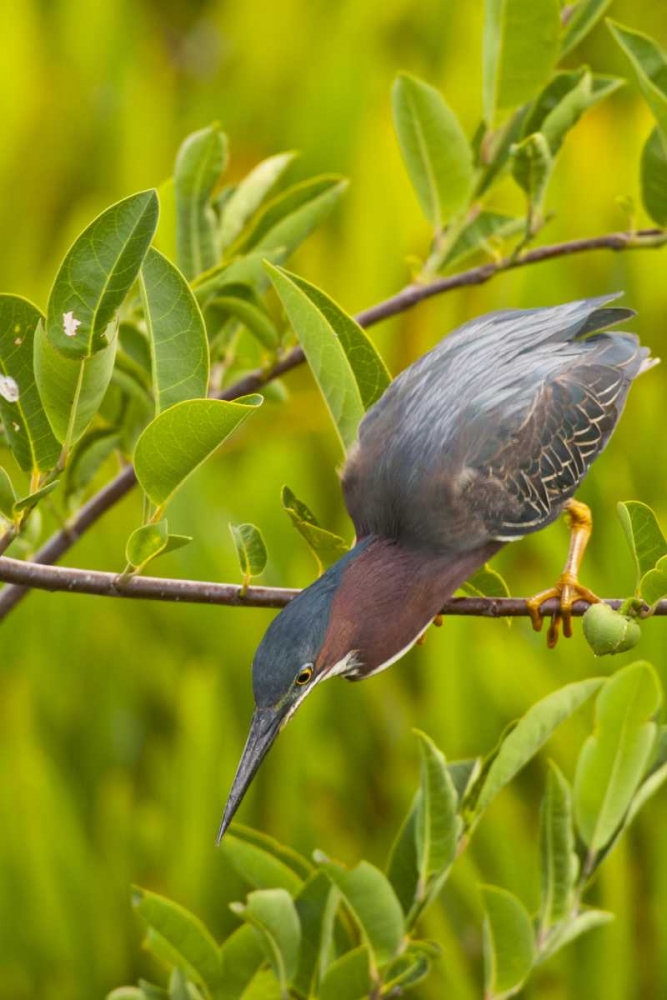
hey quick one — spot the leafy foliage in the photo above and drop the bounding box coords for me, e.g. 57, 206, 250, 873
113, 665, 666, 998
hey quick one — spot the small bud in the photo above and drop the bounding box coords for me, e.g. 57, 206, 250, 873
583, 603, 641, 656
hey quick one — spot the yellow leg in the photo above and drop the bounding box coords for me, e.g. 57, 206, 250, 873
526, 499, 600, 648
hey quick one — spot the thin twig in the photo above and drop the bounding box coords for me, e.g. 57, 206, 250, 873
0, 226, 664, 621
0, 554, 665, 617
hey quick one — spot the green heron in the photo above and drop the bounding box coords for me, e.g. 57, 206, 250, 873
217, 294, 655, 841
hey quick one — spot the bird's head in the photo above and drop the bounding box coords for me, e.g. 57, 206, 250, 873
217, 544, 365, 842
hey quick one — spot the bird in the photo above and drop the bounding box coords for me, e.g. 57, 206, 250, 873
217, 293, 657, 842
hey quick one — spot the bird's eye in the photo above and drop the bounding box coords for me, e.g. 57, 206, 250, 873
296, 665, 313, 686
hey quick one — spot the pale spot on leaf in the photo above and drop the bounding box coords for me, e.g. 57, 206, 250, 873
63, 311, 82, 337
0, 376, 20, 403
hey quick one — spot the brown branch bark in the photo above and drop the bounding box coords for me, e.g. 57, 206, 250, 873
1, 554, 665, 617
0, 226, 664, 621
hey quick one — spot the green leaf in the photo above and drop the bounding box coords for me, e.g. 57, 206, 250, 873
608, 20, 667, 139
227, 824, 314, 881
439, 213, 523, 271
539, 909, 613, 961
539, 762, 578, 933
574, 661, 662, 854
106, 990, 146, 1000
293, 871, 338, 997
448, 758, 482, 801
561, 0, 613, 56
317, 946, 372, 1000
391, 73, 473, 229
132, 886, 222, 992
641, 127, 667, 227
139, 247, 210, 413
460, 563, 510, 599
134, 395, 262, 508
413, 730, 461, 896
640, 554, 667, 607
469, 678, 603, 818
483, 0, 561, 123
220, 832, 303, 895
386, 795, 420, 918
481, 886, 535, 999
208, 286, 280, 350
524, 70, 623, 156
13, 480, 59, 514
474, 108, 529, 198
511, 133, 553, 210
230, 889, 301, 990
267, 265, 390, 450
0, 296, 60, 472
229, 522, 267, 584
319, 859, 404, 965
35, 317, 118, 447
126, 522, 169, 570
617, 500, 667, 587
192, 248, 288, 306
381, 947, 431, 995
65, 428, 121, 498
281, 485, 349, 574
218, 924, 266, 1000
220, 151, 298, 249
0, 467, 16, 520
168, 969, 188, 1000
175, 124, 228, 279
46, 191, 158, 359
235, 176, 348, 257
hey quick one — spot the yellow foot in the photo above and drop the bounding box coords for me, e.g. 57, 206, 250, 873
527, 498, 600, 648
526, 576, 600, 648
416, 614, 444, 645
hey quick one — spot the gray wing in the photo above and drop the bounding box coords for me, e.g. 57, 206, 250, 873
342, 296, 656, 551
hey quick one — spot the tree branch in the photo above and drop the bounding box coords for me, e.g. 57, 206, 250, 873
0, 225, 664, 621
1, 554, 665, 617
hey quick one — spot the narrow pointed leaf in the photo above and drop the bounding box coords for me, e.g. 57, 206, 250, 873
483, 0, 561, 122
524, 70, 623, 156
168, 969, 188, 1000
230, 889, 301, 990
220, 151, 298, 249
0, 296, 60, 472
192, 248, 287, 305
209, 287, 279, 350
267, 265, 390, 449
134, 395, 262, 507
482, 886, 535, 999
391, 73, 473, 228
227, 824, 314, 881
139, 247, 209, 413
617, 501, 667, 587
561, 0, 613, 56
414, 730, 460, 886
281, 485, 349, 573
317, 946, 372, 1000
608, 20, 667, 138
293, 871, 338, 997
236, 176, 347, 256
539, 762, 578, 931
46, 191, 158, 359
175, 124, 227, 279
386, 795, 420, 917
65, 429, 121, 498
35, 319, 118, 446
13, 480, 59, 513
574, 662, 662, 853
471, 678, 603, 817
319, 859, 404, 965
641, 127, 667, 227
131, 886, 222, 992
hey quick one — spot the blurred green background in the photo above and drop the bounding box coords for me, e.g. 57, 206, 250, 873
2, 1, 667, 997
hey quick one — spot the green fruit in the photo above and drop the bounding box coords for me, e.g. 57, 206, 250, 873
583, 603, 642, 656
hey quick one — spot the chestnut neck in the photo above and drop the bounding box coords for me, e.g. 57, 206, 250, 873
317, 535, 503, 677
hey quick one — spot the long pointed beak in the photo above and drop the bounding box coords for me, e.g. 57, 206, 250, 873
216, 706, 284, 844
